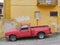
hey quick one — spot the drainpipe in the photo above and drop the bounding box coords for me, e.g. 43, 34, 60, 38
36, 19, 39, 26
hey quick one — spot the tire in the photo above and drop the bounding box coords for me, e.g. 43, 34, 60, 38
9, 35, 16, 41
38, 32, 45, 39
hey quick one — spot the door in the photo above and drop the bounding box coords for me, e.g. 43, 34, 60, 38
50, 11, 58, 33
19, 25, 31, 37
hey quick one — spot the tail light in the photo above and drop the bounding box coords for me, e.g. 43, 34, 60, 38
49, 27, 52, 33
49, 27, 51, 30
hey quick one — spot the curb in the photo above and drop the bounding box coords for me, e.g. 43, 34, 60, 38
0, 36, 5, 41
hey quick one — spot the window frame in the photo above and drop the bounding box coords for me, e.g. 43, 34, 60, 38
34, 11, 40, 19
46, 0, 51, 4
20, 25, 28, 30
50, 11, 58, 17
0, 8, 3, 15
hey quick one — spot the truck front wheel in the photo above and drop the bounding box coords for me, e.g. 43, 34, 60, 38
38, 32, 45, 39
9, 35, 16, 41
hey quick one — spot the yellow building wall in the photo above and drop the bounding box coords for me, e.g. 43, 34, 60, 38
11, 6, 58, 25
4, 0, 60, 33
4, 0, 11, 19
11, 0, 37, 5
0, 20, 4, 38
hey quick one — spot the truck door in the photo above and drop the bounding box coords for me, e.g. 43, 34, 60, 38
19, 25, 31, 37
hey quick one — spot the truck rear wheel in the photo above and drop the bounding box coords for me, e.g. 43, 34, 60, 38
38, 32, 45, 39
9, 35, 16, 41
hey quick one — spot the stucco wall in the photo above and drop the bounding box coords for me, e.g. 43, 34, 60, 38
4, 0, 60, 33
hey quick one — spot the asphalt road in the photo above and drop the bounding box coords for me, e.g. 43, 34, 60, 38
0, 33, 60, 45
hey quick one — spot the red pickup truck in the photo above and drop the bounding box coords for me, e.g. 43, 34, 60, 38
5, 24, 51, 41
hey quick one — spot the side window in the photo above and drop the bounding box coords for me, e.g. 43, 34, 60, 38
20, 25, 28, 30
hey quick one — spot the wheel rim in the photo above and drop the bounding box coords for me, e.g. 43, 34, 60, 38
10, 35, 16, 41
39, 33, 44, 39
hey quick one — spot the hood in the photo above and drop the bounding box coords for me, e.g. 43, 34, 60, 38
5, 28, 19, 33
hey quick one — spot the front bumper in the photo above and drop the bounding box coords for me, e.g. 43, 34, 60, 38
5, 35, 9, 39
